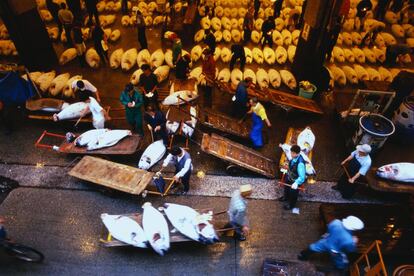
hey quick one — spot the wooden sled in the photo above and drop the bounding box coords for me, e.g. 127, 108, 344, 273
100, 208, 218, 247
35, 130, 142, 155
68, 156, 176, 197
216, 81, 323, 114
26, 98, 66, 111
201, 133, 277, 178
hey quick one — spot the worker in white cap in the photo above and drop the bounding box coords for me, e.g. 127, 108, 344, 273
332, 144, 372, 199
226, 184, 252, 241
298, 215, 364, 270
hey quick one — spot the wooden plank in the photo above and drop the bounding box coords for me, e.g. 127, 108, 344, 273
68, 156, 153, 195
366, 168, 414, 194
201, 108, 250, 139
201, 133, 277, 178
216, 82, 323, 114
26, 98, 65, 111
58, 134, 142, 155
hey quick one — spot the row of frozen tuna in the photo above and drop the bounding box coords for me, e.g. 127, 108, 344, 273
195, 28, 301, 46
101, 202, 218, 256
47, 26, 121, 44
197, 45, 297, 65
59, 47, 101, 68
213, 67, 297, 90
198, 0, 304, 17
22, 71, 81, 98
326, 64, 403, 87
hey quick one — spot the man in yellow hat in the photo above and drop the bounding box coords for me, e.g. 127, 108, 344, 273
226, 184, 252, 241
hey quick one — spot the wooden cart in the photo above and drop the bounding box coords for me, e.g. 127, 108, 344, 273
100, 209, 218, 247
366, 168, 414, 194
200, 108, 250, 140
35, 130, 142, 155
201, 133, 277, 178
216, 81, 323, 114
69, 156, 176, 197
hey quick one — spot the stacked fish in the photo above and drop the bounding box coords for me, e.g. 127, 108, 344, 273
0, 24, 16, 56
22, 70, 83, 98
101, 202, 218, 256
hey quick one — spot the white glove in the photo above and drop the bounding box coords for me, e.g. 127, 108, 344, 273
232, 96, 236, 102
291, 183, 298, 190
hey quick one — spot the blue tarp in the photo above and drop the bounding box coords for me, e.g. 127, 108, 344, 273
0, 71, 35, 104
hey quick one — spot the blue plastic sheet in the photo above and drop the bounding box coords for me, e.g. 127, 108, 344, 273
0, 72, 35, 104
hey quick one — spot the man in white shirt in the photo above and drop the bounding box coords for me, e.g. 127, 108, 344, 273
71, 79, 101, 102
332, 144, 372, 198
162, 146, 193, 195
78, 91, 107, 129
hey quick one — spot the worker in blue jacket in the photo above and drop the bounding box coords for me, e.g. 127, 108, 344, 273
278, 145, 306, 210
120, 83, 144, 135
298, 216, 364, 270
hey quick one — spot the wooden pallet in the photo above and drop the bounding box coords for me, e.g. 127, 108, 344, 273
26, 98, 65, 111
201, 108, 250, 139
69, 156, 154, 195
366, 168, 414, 194
201, 133, 277, 178
216, 82, 323, 114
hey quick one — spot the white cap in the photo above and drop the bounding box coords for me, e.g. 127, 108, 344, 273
342, 216, 364, 231
356, 144, 371, 154
240, 184, 252, 194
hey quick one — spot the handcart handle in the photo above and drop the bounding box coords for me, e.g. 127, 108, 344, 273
277, 181, 305, 191
34, 131, 65, 150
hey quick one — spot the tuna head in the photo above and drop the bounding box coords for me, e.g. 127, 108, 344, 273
376, 165, 398, 181
197, 223, 219, 244
138, 156, 152, 170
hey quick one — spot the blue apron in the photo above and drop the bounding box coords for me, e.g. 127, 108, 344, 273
250, 112, 264, 147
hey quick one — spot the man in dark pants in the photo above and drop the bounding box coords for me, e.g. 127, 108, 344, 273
261, 16, 275, 48
273, 0, 283, 18
175, 54, 191, 80
201, 48, 216, 108
66, 0, 82, 21
230, 43, 246, 71
85, 0, 100, 25
46, 0, 62, 33
254, 0, 261, 18
71, 22, 86, 67
375, 0, 389, 20
92, 24, 109, 64
144, 104, 168, 145
119, 83, 144, 135
332, 144, 372, 199
243, 10, 254, 44
58, 3, 74, 45
135, 9, 148, 49
122, 0, 129, 15
138, 64, 159, 107
162, 146, 193, 195
204, 29, 216, 52
278, 145, 306, 210
232, 77, 253, 119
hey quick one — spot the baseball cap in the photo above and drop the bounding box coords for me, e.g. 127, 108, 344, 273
240, 184, 252, 194
342, 216, 364, 231
356, 144, 372, 154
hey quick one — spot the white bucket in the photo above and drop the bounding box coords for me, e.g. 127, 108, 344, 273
393, 96, 414, 137
353, 114, 395, 152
